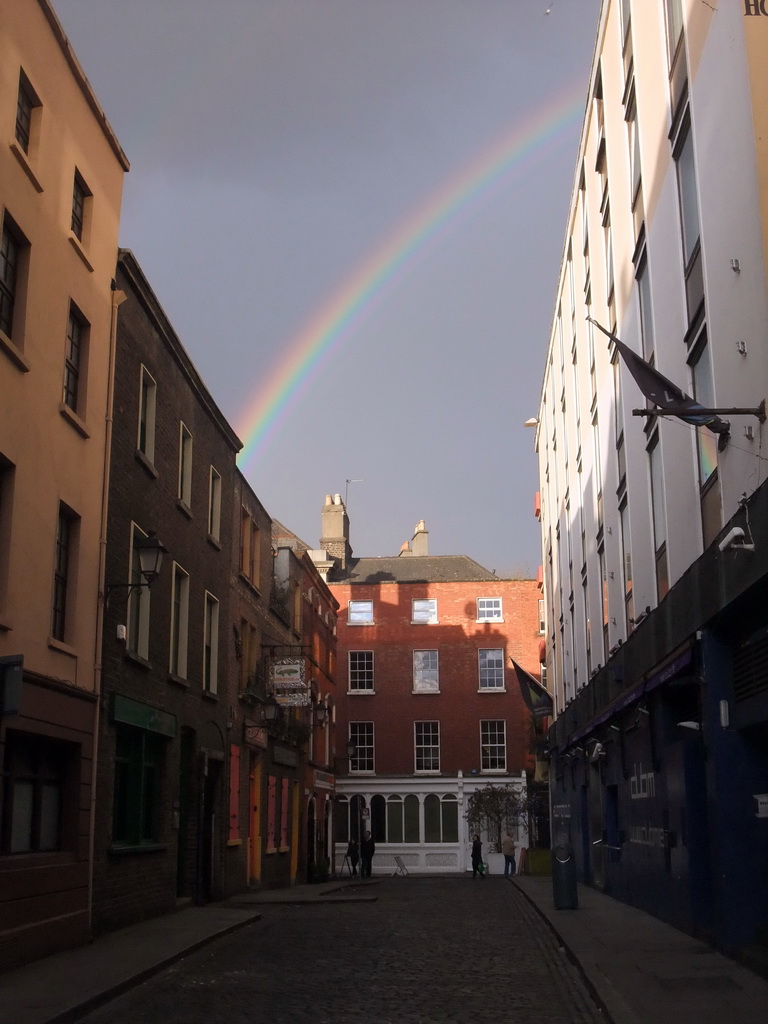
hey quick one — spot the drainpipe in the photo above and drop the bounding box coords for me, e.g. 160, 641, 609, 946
87, 281, 126, 935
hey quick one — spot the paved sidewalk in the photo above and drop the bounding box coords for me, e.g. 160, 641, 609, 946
2, 875, 767, 1024
514, 875, 768, 1024
0, 882, 370, 1024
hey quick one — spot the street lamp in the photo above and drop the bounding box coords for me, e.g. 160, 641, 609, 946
314, 700, 328, 726
261, 694, 281, 724
106, 531, 167, 603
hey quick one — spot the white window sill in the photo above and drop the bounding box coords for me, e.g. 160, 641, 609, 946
347, 689, 375, 695
478, 688, 507, 694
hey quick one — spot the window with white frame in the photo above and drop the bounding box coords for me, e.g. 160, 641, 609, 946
178, 422, 193, 507
648, 432, 669, 601
413, 650, 439, 693
674, 111, 703, 323
411, 598, 437, 624
384, 794, 420, 843
424, 793, 459, 843
538, 598, 546, 634
203, 592, 219, 693
349, 722, 373, 772
478, 649, 505, 690
477, 597, 502, 622
138, 366, 157, 463
480, 720, 506, 771
690, 336, 721, 548
349, 651, 374, 692
169, 563, 189, 679
415, 721, 439, 772
348, 600, 373, 624
127, 524, 151, 660
208, 467, 221, 540
636, 248, 654, 363
240, 509, 260, 584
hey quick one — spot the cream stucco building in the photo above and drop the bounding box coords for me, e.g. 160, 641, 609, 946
0, 0, 128, 969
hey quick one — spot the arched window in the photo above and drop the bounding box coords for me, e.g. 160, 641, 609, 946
404, 795, 419, 843
350, 794, 365, 843
371, 794, 386, 842
387, 796, 403, 843
442, 795, 459, 843
424, 794, 458, 843
335, 796, 349, 843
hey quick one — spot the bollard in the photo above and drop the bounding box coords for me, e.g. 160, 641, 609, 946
551, 843, 578, 909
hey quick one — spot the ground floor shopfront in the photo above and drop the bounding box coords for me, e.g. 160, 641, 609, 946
334, 772, 530, 875
548, 490, 768, 958
0, 672, 96, 971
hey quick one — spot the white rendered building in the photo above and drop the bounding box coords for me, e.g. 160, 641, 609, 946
533, 0, 768, 960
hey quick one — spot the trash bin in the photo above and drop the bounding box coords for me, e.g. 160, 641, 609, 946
551, 843, 578, 909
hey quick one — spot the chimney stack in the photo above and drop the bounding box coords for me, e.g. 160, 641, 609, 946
320, 493, 352, 571
400, 519, 428, 557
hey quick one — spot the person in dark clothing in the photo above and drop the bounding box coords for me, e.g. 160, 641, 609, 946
360, 831, 375, 878
471, 834, 485, 878
346, 839, 359, 876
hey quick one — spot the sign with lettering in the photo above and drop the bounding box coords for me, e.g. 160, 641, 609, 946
629, 762, 655, 800
270, 657, 310, 707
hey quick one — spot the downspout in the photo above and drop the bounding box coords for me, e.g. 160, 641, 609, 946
88, 281, 126, 934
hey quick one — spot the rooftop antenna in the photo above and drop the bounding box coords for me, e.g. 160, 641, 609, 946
345, 478, 363, 506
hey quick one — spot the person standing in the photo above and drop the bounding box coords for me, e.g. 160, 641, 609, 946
346, 838, 359, 876
502, 832, 517, 878
471, 834, 485, 879
360, 831, 375, 878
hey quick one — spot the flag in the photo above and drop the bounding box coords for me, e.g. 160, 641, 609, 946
511, 660, 553, 720
588, 319, 730, 445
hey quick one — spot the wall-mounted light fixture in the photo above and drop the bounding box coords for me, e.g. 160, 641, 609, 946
314, 700, 328, 725
261, 694, 281, 723
106, 531, 167, 604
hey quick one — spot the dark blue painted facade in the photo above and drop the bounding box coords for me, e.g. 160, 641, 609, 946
549, 483, 768, 958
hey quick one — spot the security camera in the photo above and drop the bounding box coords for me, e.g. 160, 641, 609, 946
719, 527, 746, 553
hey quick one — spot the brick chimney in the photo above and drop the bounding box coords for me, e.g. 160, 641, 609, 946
320, 493, 352, 571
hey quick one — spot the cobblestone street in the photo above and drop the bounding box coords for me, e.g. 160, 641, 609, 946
78, 878, 604, 1024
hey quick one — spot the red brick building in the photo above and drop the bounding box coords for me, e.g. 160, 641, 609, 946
316, 495, 542, 875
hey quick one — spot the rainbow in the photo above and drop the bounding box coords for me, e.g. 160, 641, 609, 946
236, 83, 586, 472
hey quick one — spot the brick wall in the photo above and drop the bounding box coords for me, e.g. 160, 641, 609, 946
332, 578, 541, 777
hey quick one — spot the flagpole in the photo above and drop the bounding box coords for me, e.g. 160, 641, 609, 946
632, 400, 765, 422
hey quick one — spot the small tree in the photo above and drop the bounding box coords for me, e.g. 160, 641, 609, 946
465, 783, 528, 850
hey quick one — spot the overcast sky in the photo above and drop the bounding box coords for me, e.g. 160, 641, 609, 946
53, 0, 601, 576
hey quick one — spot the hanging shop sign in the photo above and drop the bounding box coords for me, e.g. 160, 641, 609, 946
270, 657, 310, 707
245, 723, 268, 750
